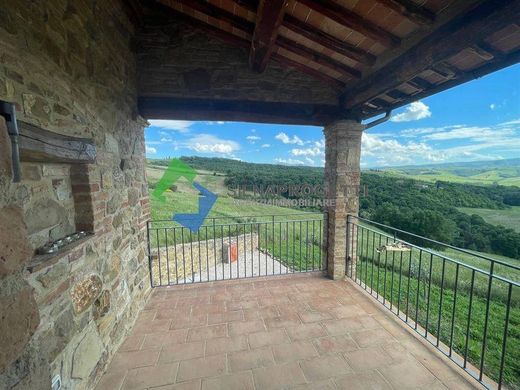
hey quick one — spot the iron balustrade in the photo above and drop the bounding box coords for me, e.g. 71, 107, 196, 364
346, 215, 519, 390
147, 213, 327, 287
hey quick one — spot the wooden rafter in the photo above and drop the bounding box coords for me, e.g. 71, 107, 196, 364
249, 0, 288, 72
271, 53, 346, 90
362, 48, 520, 119
375, 0, 435, 25
342, 0, 520, 110
276, 36, 361, 79
162, 0, 254, 33
283, 15, 376, 65
297, 0, 401, 48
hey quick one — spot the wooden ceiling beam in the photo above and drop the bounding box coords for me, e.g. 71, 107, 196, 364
163, 0, 254, 33
342, 0, 520, 110
276, 36, 361, 79
283, 15, 376, 65
249, 0, 288, 72
297, 0, 400, 48
158, 1, 345, 88
138, 96, 343, 125
375, 0, 435, 26
271, 53, 346, 90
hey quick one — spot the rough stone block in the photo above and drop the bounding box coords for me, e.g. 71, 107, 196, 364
0, 279, 39, 372
70, 274, 102, 314
71, 325, 105, 379
0, 205, 33, 277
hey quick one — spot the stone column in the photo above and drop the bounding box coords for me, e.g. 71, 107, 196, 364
323, 120, 363, 280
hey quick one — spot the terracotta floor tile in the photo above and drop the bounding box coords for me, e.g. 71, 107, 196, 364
205, 335, 248, 356
159, 341, 205, 364
344, 346, 395, 371
187, 324, 227, 341
300, 355, 352, 381
122, 363, 178, 389
288, 379, 337, 389
335, 370, 392, 389
286, 323, 327, 341
118, 335, 144, 352
313, 335, 359, 355
264, 314, 302, 329
272, 340, 319, 363
248, 328, 290, 348
228, 347, 274, 372
228, 319, 265, 336
152, 379, 201, 390
322, 317, 377, 335
141, 329, 188, 349
95, 370, 126, 390
109, 349, 160, 372
351, 328, 395, 348
207, 310, 243, 325
202, 371, 255, 390
97, 275, 480, 390
253, 362, 307, 390
177, 355, 226, 382
298, 310, 333, 323
379, 359, 437, 388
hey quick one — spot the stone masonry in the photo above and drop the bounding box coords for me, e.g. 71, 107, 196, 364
0, 1, 150, 389
324, 120, 363, 280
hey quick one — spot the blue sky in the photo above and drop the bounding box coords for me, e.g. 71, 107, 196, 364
145, 63, 520, 168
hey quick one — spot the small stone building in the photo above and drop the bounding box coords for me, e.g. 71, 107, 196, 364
0, 0, 518, 389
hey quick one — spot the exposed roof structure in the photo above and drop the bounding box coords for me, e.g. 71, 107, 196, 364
130, 0, 520, 124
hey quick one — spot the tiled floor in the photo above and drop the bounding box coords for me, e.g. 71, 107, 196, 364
96, 273, 479, 390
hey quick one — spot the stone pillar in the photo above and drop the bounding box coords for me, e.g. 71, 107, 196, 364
323, 120, 363, 280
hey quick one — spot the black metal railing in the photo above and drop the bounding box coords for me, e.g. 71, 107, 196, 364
346, 215, 520, 390
147, 213, 327, 287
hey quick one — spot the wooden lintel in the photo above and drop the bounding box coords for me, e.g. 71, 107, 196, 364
342, 0, 520, 110
18, 122, 96, 164
249, 0, 288, 72
283, 15, 376, 65
297, 0, 400, 48
375, 0, 435, 25
276, 36, 361, 79
138, 97, 343, 126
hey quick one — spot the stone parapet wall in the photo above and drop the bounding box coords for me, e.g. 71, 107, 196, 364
151, 233, 259, 284
0, 1, 150, 389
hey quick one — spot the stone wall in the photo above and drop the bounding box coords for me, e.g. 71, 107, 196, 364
151, 233, 259, 285
137, 20, 338, 105
0, 1, 150, 389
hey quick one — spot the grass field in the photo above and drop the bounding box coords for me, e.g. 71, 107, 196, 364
458, 206, 520, 233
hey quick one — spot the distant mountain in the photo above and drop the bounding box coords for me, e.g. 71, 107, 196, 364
374, 158, 520, 187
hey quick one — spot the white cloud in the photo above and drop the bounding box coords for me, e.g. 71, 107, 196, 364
422, 126, 515, 141
305, 157, 315, 165
261, 144, 271, 148
186, 134, 240, 154
160, 137, 173, 142
246, 135, 261, 144
148, 120, 193, 133
362, 133, 444, 166
390, 101, 431, 122
274, 158, 305, 165
291, 146, 323, 157
490, 103, 496, 110
205, 121, 226, 125
275, 132, 304, 145
145, 145, 157, 155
